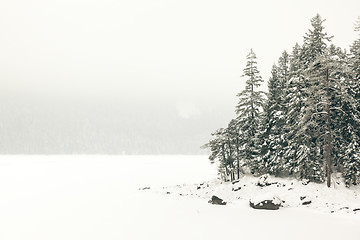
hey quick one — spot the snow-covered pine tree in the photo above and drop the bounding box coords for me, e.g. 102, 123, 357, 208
283, 43, 307, 176
344, 135, 360, 186
259, 65, 278, 174
205, 118, 249, 181
274, 50, 290, 169
205, 128, 236, 181
259, 57, 288, 176
301, 14, 333, 69
278, 51, 291, 93
289, 43, 302, 74
348, 18, 360, 118
235, 49, 265, 174
284, 14, 333, 182
300, 51, 349, 186
343, 18, 360, 186
227, 119, 243, 179
295, 15, 333, 182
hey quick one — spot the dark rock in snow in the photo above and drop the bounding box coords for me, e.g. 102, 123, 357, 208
232, 180, 240, 184
300, 196, 311, 205
139, 187, 150, 190
232, 186, 241, 192
208, 195, 227, 205
249, 198, 281, 210
197, 186, 201, 190
353, 208, 360, 212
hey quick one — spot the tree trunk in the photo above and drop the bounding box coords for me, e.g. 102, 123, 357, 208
236, 138, 240, 179
325, 68, 332, 188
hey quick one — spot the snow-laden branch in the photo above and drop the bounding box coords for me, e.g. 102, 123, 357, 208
312, 111, 328, 116
315, 101, 329, 107
329, 107, 345, 114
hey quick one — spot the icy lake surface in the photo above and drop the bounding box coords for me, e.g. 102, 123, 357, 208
0, 155, 359, 240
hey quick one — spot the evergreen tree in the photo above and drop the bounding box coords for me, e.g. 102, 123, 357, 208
259, 65, 281, 175
235, 49, 265, 173
227, 119, 243, 179
276, 50, 291, 164
289, 43, 302, 75
288, 14, 333, 182
205, 128, 235, 181
348, 18, 360, 112
259, 53, 289, 176
343, 18, 360, 186
301, 14, 333, 68
283, 43, 307, 176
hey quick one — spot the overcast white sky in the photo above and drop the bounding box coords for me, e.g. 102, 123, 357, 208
0, 0, 359, 106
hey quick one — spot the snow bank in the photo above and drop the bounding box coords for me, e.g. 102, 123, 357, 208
159, 174, 360, 215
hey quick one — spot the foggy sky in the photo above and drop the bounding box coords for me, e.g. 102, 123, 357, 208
0, 0, 359, 154
1, 0, 359, 101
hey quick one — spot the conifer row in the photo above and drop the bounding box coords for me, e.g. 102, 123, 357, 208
205, 14, 360, 187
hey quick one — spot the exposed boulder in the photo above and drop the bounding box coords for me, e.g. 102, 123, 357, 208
208, 195, 227, 205
249, 196, 282, 210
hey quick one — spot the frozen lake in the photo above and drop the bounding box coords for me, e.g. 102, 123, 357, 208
0, 155, 359, 240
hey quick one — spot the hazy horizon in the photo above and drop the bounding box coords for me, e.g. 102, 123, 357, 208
1, 0, 359, 154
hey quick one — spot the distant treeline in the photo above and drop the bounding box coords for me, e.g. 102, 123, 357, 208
0, 97, 231, 155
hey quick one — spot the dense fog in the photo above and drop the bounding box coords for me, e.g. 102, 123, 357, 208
0, 94, 234, 154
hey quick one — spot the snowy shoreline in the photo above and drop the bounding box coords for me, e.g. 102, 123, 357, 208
151, 174, 360, 215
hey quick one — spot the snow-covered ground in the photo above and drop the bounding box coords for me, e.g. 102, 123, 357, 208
0, 155, 359, 240
160, 173, 360, 214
